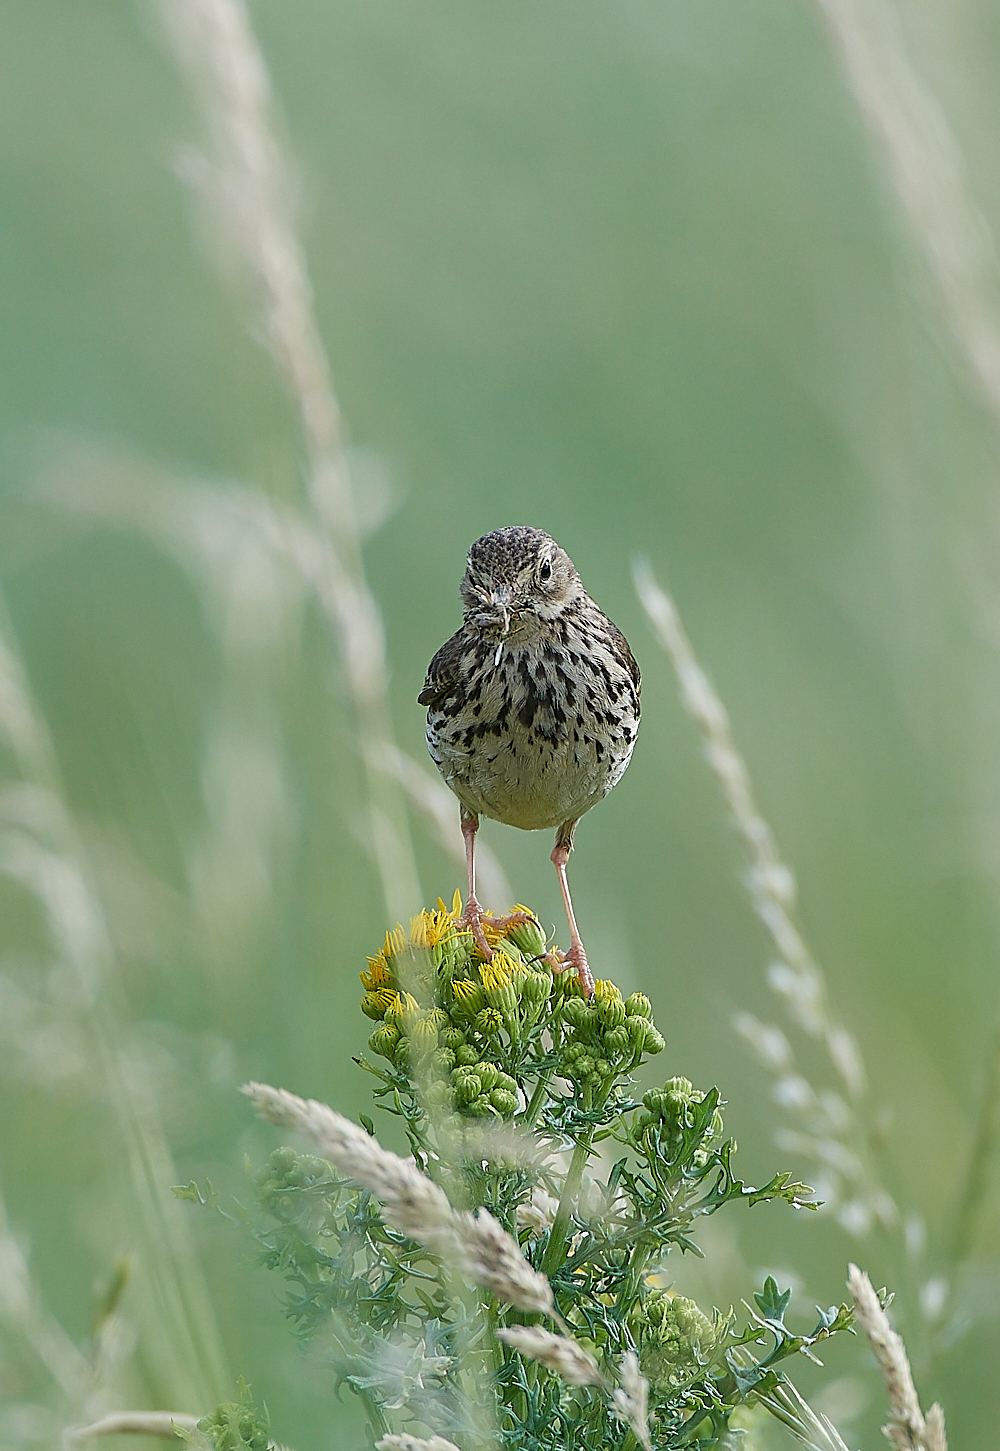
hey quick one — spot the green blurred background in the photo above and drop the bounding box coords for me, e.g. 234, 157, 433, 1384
1, 0, 999, 1446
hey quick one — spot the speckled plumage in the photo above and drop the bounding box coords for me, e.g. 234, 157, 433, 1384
419, 526, 640, 993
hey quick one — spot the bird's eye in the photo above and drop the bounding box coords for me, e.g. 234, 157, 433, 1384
539, 559, 552, 583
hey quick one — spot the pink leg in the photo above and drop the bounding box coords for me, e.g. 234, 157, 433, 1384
456, 807, 540, 960
459, 809, 493, 959
551, 820, 594, 997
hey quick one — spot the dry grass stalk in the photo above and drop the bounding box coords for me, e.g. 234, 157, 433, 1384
632, 561, 903, 1235
847, 1264, 947, 1451
159, 0, 421, 924
375, 1436, 460, 1451
813, 0, 1000, 420
496, 1327, 602, 1387
610, 1352, 652, 1451
632, 560, 855, 1078
243, 1082, 554, 1316
65, 1412, 201, 1442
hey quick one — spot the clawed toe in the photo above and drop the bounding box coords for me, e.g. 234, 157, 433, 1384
455, 900, 494, 960
550, 942, 595, 998
454, 902, 543, 961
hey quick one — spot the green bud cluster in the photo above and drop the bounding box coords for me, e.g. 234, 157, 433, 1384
238, 898, 848, 1451
198, 1381, 270, 1451
448, 1051, 519, 1119
631, 1291, 716, 1392
558, 982, 665, 1085
635, 1076, 724, 1163
255, 1147, 333, 1222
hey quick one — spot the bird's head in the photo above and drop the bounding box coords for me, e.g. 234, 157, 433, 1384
460, 527, 583, 637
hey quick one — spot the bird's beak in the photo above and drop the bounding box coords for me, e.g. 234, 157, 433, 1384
490, 586, 512, 636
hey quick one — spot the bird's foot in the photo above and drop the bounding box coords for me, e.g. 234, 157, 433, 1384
550, 941, 595, 998
455, 896, 495, 960
454, 900, 541, 961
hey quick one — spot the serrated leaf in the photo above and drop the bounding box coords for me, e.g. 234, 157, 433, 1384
754, 1276, 792, 1323
172, 1181, 205, 1203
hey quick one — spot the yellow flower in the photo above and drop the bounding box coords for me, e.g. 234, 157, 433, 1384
360, 953, 393, 992
383, 990, 420, 1023
447, 888, 463, 919
480, 917, 507, 950
382, 925, 407, 960
371, 989, 402, 1018
452, 978, 481, 1004
409, 905, 457, 950
479, 952, 526, 992
594, 979, 623, 1002
408, 1015, 440, 1048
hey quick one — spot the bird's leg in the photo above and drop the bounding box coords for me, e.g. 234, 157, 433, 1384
456, 808, 539, 959
550, 820, 595, 997
456, 808, 494, 958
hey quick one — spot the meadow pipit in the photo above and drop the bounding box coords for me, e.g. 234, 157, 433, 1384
419, 526, 640, 996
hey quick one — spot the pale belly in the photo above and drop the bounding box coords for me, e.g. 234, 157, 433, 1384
426, 639, 638, 831
429, 729, 631, 831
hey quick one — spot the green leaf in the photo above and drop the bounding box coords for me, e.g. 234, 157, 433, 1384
754, 1276, 792, 1324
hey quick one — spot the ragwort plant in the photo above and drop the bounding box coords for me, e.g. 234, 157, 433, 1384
193, 894, 862, 1451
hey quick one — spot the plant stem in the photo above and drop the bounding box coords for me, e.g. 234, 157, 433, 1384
522, 1068, 553, 1128
541, 1131, 595, 1276
950, 1021, 1000, 1263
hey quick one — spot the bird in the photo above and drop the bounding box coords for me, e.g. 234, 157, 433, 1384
418, 526, 640, 996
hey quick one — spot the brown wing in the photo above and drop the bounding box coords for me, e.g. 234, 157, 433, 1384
607, 620, 641, 697
417, 629, 467, 708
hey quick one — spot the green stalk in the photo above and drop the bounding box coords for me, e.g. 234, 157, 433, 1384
522, 1067, 553, 1128
950, 1021, 1000, 1264
541, 1129, 595, 1276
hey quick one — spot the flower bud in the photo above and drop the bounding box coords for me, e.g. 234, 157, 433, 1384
468, 1094, 493, 1117
475, 1008, 505, 1038
625, 992, 652, 1019
433, 1046, 456, 1072
424, 1080, 452, 1110
455, 1045, 478, 1067
643, 1026, 666, 1054
368, 1023, 399, 1059
485, 982, 518, 1017
490, 1088, 518, 1116
575, 1054, 596, 1079
361, 992, 386, 1021
520, 971, 552, 1005
385, 992, 420, 1025
593, 1058, 612, 1079
505, 914, 548, 958
475, 1062, 501, 1092
451, 979, 486, 1017
455, 1074, 482, 1106
597, 996, 626, 1029
442, 1027, 466, 1051
562, 999, 588, 1029
604, 1025, 630, 1055
408, 1015, 440, 1053
393, 1038, 411, 1072
626, 1015, 650, 1048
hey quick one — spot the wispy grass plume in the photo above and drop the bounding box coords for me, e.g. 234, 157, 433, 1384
158, 0, 422, 924
0, 596, 231, 1421
848, 1264, 947, 1451
633, 559, 893, 1236
813, 0, 1000, 422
